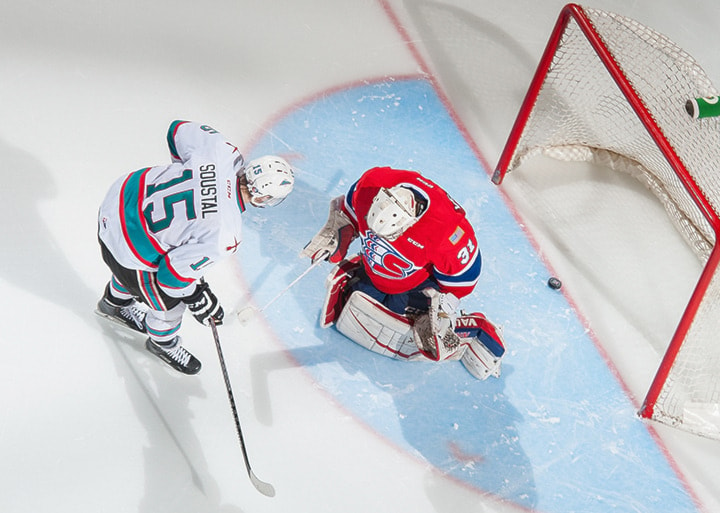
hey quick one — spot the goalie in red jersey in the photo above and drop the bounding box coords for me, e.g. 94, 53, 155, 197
302, 167, 505, 380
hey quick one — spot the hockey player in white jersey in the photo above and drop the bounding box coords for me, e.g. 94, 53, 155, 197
96, 120, 294, 374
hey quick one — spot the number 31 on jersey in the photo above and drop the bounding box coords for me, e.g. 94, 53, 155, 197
457, 239, 476, 265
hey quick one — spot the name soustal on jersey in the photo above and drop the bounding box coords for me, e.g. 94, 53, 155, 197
98, 120, 246, 299
342, 167, 481, 298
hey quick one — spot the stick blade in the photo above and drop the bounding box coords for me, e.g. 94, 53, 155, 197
250, 471, 276, 497
236, 306, 256, 325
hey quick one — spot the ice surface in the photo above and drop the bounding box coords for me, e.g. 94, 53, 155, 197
2, 1, 720, 512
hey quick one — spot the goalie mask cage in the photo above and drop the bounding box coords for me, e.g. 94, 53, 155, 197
493, 3, 720, 439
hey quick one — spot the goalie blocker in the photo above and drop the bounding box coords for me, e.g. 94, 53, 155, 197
321, 258, 505, 380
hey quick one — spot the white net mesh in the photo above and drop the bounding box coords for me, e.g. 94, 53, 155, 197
499, 5, 720, 437
662, 260, 720, 438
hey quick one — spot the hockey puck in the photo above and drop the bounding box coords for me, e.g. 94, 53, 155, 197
547, 277, 562, 290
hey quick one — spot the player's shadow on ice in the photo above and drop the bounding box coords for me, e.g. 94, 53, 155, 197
97, 319, 245, 513
0, 138, 97, 317
250, 342, 538, 510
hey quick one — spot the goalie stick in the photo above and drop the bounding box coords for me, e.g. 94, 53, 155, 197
237, 251, 329, 324
209, 316, 276, 497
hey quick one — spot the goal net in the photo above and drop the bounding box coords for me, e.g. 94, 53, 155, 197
493, 3, 720, 438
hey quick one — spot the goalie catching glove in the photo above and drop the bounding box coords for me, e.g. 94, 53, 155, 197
412, 288, 461, 361
301, 196, 357, 264
437, 291, 460, 318
431, 290, 461, 340
183, 281, 224, 326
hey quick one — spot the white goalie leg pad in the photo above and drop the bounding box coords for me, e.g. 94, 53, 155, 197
336, 291, 425, 360
457, 320, 505, 380
461, 338, 503, 380
320, 257, 361, 328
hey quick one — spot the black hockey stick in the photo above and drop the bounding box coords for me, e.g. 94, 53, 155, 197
209, 317, 276, 497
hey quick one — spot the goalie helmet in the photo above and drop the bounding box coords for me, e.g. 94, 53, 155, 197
242, 156, 295, 207
366, 186, 418, 240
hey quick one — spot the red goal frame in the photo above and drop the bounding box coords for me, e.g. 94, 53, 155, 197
492, 3, 720, 427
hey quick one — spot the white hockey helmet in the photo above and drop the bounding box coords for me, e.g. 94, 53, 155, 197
366, 186, 418, 240
243, 155, 295, 207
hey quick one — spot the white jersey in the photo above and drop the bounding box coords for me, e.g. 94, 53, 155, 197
98, 121, 246, 298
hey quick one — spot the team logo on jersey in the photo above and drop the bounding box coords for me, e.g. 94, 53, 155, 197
360, 230, 417, 280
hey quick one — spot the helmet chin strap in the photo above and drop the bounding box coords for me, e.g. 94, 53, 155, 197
237, 180, 254, 208
237, 176, 280, 208
250, 194, 285, 208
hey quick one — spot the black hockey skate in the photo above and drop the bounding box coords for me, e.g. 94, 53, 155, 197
145, 337, 201, 375
95, 289, 147, 334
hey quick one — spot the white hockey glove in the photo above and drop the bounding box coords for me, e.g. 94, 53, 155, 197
301, 195, 357, 264
183, 282, 224, 326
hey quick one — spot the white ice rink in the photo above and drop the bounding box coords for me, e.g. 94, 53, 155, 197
3, 1, 720, 512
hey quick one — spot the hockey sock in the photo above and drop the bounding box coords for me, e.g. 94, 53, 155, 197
107, 277, 134, 304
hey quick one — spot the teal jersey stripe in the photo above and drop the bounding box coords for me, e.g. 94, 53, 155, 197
157, 255, 195, 290
120, 169, 164, 267
121, 169, 196, 291
166, 120, 189, 160
147, 323, 181, 339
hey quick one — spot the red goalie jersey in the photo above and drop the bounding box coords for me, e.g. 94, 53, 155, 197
342, 167, 481, 298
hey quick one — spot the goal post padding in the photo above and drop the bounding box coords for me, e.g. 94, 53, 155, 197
493, 3, 720, 438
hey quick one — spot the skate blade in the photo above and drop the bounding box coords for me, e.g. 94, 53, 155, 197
94, 309, 146, 335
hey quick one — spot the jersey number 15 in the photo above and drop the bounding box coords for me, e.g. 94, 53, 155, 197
143, 169, 197, 233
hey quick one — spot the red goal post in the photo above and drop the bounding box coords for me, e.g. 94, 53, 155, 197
493, 3, 720, 438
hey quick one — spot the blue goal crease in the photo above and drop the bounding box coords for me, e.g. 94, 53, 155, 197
238, 77, 699, 513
